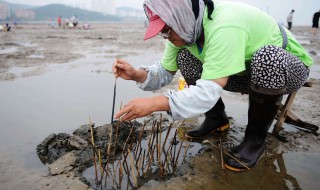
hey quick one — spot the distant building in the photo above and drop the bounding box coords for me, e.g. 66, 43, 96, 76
15, 10, 35, 20
0, 2, 10, 20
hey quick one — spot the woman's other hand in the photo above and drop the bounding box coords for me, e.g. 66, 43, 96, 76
114, 95, 169, 121
113, 59, 148, 83
113, 59, 137, 80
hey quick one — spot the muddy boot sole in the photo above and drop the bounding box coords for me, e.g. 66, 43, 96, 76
224, 152, 264, 172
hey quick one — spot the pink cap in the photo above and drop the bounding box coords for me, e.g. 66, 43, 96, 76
144, 6, 166, 40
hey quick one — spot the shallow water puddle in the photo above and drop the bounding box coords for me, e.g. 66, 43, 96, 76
27, 54, 45, 59
282, 152, 320, 189
16, 41, 37, 47
0, 47, 18, 54
0, 61, 155, 169
168, 150, 320, 190
8, 66, 42, 74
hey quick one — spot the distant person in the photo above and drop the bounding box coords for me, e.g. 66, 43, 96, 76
64, 18, 69, 29
70, 15, 78, 27
57, 16, 62, 27
287, 9, 294, 30
82, 23, 90, 30
13, 19, 17, 27
311, 10, 320, 37
5, 23, 11, 31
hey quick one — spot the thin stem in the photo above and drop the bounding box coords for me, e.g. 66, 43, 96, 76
89, 117, 99, 184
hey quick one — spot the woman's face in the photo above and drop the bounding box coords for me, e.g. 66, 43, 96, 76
160, 26, 186, 47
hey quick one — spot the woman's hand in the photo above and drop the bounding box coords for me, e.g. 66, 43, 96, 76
113, 59, 137, 80
115, 95, 170, 121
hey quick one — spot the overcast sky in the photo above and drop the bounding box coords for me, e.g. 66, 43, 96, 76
4, 0, 320, 26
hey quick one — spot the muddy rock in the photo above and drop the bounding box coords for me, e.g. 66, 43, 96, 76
36, 133, 56, 156
36, 121, 140, 178
73, 124, 95, 141
49, 151, 78, 175
36, 133, 73, 164
69, 135, 88, 149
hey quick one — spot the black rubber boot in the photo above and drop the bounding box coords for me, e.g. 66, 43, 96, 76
224, 88, 283, 171
185, 97, 230, 138
184, 79, 230, 139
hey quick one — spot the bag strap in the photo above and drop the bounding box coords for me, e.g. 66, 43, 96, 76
278, 23, 288, 49
191, 0, 214, 20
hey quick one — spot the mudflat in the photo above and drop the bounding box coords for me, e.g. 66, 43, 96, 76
0, 23, 319, 189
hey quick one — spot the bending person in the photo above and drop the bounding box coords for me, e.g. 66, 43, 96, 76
113, 0, 313, 171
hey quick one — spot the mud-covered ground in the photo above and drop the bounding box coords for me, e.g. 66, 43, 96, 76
0, 23, 319, 190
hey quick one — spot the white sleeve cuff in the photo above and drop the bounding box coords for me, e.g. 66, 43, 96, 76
136, 62, 174, 91
165, 79, 223, 120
